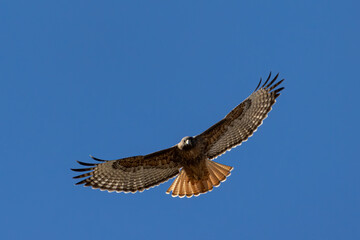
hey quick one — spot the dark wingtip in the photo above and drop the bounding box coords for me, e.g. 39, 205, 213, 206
73, 172, 93, 179
265, 73, 279, 89
75, 179, 88, 185
254, 77, 262, 92
262, 72, 272, 88
269, 79, 285, 92
89, 154, 106, 162
71, 167, 94, 172
274, 87, 285, 99
76, 160, 97, 166
274, 87, 285, 93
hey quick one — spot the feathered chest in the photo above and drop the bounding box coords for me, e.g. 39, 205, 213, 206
177, 140, 206, 165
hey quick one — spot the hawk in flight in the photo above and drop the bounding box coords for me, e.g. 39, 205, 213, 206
72, 72, 284, 198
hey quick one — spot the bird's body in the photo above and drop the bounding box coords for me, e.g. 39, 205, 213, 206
72, 72, 284, 198
176, 137, 208, 181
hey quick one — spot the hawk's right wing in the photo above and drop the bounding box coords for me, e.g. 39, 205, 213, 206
72, 147, 181, 193
197, 72, 284, 160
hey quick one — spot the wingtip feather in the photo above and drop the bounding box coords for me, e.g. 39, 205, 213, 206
262, 72, 272, 87
76, 160, 97, 166
265, 73, 279, 89
89, 154, 106, 162
254, 77, 262, 92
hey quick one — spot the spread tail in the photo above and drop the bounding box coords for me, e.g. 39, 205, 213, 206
166, 160, 233, 198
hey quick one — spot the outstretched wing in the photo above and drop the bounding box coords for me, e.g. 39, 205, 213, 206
197, 72, 284, 160
71, 147, 181, 193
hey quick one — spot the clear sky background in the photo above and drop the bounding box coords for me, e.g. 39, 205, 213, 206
1, 1, 359, 239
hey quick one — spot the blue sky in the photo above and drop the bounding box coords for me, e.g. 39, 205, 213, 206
1, 1, 359, 239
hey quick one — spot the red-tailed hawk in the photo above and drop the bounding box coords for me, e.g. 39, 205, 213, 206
72, 72, 284, 198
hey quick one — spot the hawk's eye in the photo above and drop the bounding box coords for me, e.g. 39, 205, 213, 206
185, 137, 193, 145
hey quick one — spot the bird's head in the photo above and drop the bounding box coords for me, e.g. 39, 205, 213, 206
178, 136, 195, 150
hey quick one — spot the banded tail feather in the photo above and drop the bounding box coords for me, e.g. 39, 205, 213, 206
166, 160, 233, 198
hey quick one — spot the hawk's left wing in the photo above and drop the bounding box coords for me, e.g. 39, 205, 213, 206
71, 147, 181, 193
197, 72, 284, 160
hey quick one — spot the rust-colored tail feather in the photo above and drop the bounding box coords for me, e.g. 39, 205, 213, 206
166, 160, 233, 198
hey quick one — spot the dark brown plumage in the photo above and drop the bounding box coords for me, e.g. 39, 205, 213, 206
72, 72, 284, 198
